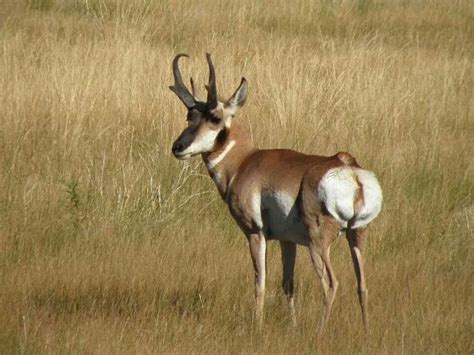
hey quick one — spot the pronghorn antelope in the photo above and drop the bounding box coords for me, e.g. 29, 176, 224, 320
169, 53, 382, 331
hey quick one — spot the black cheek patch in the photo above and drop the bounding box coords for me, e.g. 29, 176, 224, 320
216, 128, 228, 146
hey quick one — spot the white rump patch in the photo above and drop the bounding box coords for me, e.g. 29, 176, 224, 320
318, 167, 359, 228
351, 168, 383, 229
318, 167, 382, 229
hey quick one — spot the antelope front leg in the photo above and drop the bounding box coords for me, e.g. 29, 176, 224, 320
248, 231, 267, 327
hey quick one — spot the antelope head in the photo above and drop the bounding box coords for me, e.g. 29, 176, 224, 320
170, 53, 248, 160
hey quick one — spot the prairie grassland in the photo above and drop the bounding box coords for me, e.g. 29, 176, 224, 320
0, 0, 472, 353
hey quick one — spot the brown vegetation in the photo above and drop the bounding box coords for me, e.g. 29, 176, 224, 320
0, 0, 472, 353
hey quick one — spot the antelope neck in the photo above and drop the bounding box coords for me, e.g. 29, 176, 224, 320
203, 124, 256, 199
206, 139, 236, 170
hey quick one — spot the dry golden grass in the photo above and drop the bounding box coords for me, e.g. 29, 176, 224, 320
0, 0, 472, 353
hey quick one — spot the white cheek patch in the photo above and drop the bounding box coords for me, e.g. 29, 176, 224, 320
180, 128, 220, 156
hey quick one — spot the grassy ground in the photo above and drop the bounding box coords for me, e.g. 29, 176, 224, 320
0, 0, 472, 353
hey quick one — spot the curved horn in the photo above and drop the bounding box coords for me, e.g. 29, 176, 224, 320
169, 54, 196, 109
206, 53, 218, 109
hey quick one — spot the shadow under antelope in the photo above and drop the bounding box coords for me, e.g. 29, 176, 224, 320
169, 53, 382, 332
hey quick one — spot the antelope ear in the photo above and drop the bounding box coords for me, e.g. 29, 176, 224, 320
225, 78, 248, 117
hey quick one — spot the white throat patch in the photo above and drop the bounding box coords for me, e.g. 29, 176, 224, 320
206, 140, 236, 170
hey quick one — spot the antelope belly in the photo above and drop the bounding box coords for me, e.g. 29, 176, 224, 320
262, 192, 309, 246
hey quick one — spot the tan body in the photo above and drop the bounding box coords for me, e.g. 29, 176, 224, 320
206, 127, 348, 242
170, 54, 382, 331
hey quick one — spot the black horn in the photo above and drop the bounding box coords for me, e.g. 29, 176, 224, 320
169, 54, 196, 109
206, 53, 218, 109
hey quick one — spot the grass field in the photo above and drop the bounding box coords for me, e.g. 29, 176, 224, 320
0, 0, 472, 353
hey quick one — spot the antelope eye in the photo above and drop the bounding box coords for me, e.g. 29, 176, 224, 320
209, 115, 221, 124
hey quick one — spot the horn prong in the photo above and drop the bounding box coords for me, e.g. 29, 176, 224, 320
190, 77, 197, 97
206, 53, 218, 109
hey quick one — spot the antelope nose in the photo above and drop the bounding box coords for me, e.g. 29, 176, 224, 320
172, 141, 184, 154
